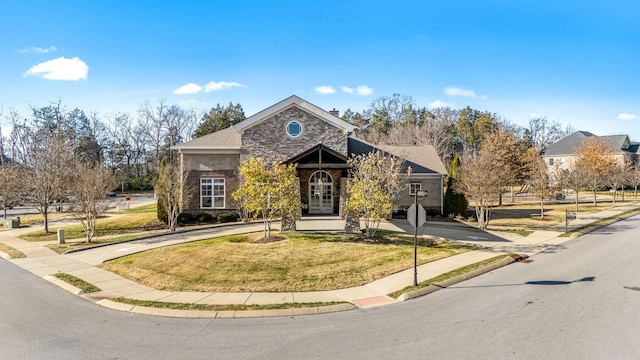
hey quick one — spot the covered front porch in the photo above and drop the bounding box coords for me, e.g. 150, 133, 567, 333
284, 144, 349, 217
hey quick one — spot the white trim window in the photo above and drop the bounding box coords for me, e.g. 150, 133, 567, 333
201, 178, 225, 208
286, 120, 303, 138
409, 182, 422, 195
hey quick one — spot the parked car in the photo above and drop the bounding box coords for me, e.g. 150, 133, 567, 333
107, 191, 117, 197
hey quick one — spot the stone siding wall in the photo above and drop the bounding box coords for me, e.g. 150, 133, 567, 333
184, 169, 239, 216
241, 106, 348, 163
395, 177, 444, 212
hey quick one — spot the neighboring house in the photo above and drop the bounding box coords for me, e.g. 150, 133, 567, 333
173, 95, 447, 219
541, 130, 640, 175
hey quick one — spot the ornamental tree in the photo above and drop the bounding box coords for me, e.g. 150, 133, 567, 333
574, 137, 618, 206
233, 158, 300, 239
346, 151, 409, 238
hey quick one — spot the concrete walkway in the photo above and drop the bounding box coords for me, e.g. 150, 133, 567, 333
1, 201, 639, 318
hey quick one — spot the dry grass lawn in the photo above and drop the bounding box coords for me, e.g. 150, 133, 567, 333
100, 232, 475, 292
468, 196, 640, 229
19, 207, 161, 242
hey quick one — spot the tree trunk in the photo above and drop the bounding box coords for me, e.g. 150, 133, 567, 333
540, 199, 544, 219
575, 191, 579, 212
593, 189, 597, 207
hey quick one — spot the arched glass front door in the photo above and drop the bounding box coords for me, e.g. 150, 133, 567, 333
309, 171, 333, 214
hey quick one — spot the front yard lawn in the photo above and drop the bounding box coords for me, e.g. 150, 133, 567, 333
100, 231, 476, 292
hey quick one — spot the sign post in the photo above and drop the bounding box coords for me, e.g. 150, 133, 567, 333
565, 209, 576, 233
407, 190, 427, 286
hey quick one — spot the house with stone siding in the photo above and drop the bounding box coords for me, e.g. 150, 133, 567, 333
173, 95, 447, 220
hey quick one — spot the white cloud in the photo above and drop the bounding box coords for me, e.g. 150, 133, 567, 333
341, 86, 354, 94
617, 113, 639, 121
444, 87, 487, 99
173, 83, 203, 95
428, 100, 451, 108
23, 56, 88, 80
204, 81, 246, 92
314, 85, 336, 95
18, 46, 57, 54
356, 85, 373, 96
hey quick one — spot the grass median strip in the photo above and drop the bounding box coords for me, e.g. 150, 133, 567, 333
111, 298, 348, 311
388, 254, 512, 298
560, 207, 640, 237
0, 243, 26, 258
53, 273, 101, 293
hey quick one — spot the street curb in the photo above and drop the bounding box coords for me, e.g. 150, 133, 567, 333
38, 276, 359, 318
397, 254, 526, 302
92, 298, 357, 318
0, 250, 11, 259
43, 275, 85, 295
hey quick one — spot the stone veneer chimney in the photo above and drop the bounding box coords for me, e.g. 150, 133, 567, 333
329, 108, 339, 117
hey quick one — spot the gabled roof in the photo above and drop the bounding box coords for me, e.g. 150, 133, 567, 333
232, 95, 356, 133
172, 127, 241, 151
285, 143, 349, 165
377, 144, 448, 174
543, 131, 634, 156
601, 134, 630, 151
348, 137, 447, 175
543, 131, 593, 156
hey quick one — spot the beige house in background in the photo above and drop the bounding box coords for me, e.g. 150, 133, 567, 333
173, 95, 447, 219
541, 131, 639, 176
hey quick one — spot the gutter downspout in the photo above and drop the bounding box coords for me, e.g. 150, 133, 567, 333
440, 174, 444, 215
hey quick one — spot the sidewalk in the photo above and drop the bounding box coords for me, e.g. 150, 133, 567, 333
1, 201, 639, 318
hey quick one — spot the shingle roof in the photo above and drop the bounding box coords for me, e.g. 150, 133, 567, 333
543, 131, 633, 156
172, 127, 241, 150
348, 137, 447, 175
543, 131, 593, 156
377, 144, 448, 175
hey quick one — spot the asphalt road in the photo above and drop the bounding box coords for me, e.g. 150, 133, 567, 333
1, 194, 154, 220
1, 215, 639, 359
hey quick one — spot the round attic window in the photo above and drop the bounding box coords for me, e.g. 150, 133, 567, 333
286, 120, 303, 138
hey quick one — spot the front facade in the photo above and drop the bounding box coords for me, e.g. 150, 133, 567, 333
174, 95, 447, 219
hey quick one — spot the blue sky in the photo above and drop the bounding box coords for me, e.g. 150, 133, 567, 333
2, 0, 640, 139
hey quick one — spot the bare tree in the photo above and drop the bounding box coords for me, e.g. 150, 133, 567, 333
607, 164, 628, 203
525, 153, 554, 218
559, 164, 587, 212
628, 163, 640, 198
481, 129, 521, 206
417, 107, 458, 164
68, 163, 117, 242
23, 135, 75, 233
155, 157, 193, 232
0, 165, 25, 218
524, 117, 574, 152
455, 150, 507, 229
